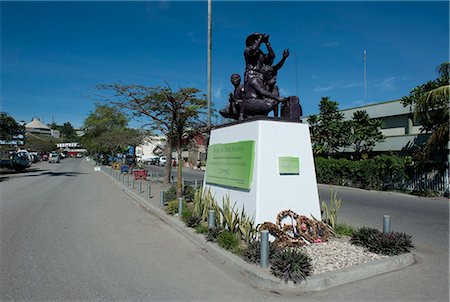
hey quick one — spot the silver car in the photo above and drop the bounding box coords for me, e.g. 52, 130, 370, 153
48, 153, 60, 163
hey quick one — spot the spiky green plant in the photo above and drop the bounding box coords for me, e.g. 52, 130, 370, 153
350, 226, 381, 247
321, 188, 342, 229
206, 227, 224, 243
242, 240, 281, 264
218, 195, 240, 234
364, 232, 414, 256
270, 248, 312, 284
238, 206, 257, 244
185, 215, 201, 228
193, 188, 214, 222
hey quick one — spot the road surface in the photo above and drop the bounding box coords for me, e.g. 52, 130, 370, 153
1, 159, 448, 301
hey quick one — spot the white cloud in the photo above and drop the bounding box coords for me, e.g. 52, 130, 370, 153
313, 84, 335, 92
377, 76, 397, 91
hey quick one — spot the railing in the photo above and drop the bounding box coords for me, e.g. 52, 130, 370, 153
390, 167, 449, 195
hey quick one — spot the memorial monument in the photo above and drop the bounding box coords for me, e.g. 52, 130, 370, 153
219, 33, 302, 121
206, 33, 321, 226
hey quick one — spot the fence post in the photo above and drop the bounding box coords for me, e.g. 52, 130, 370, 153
260, 230, 269, 268
138, 181, 142, 193
147, 182, 151, 198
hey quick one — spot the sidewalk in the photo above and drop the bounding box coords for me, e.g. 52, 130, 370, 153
99, 165, 415, 291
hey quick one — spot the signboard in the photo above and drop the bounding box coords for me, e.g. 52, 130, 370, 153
278, 156, 300, 175
205, 140, 255, 190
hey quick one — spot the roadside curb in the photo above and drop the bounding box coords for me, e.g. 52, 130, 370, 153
101, 169, 416, 291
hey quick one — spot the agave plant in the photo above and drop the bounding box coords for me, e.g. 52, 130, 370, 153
218, 195, 240, 234
365, 231, 414, 256
242, 240, 282, 264
270, 248, 312, 284
238, 206, 257, 244
350, 226, 381, 247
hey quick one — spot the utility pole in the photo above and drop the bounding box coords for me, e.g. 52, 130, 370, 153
207, 0, 212, 127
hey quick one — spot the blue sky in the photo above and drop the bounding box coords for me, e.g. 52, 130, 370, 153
1, 1, 448, 128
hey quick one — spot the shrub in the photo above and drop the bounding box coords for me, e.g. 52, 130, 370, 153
350, 227, 414, 255
164, 186, 177, 202
186, 215, 202, 228
350, 226, 381, 247
206, 227, 223, 243
181, 206, 192, 221
166, 199, 187, 216
333, 223, 357, 237
217, 230, 242, 255
364, 232, 414, 256
183, 185, 196, 202
165, 199, 179, 215
270, 248, 312, 284
314, 155, 413, 191
195, 223, 208, 234
242, 240, 281, 264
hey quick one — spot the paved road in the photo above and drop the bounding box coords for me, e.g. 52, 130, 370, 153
1, 159, 448, 301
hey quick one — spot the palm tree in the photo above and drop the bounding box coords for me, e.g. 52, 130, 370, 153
413, 62, 449, 153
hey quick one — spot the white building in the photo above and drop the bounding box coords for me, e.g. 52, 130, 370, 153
135, 136, 166, 162
301, 100, 430, 154
25, 118, 60, 139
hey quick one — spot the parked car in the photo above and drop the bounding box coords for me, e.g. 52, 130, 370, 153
158, 156, 167, 166
48, 153, 60, 163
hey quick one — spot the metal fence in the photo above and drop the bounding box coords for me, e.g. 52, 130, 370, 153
391, 167, 449, 195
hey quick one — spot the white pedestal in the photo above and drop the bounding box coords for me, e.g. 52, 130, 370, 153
204, 119, 321, 225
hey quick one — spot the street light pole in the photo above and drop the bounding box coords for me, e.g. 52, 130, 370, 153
207, 0, 212, 127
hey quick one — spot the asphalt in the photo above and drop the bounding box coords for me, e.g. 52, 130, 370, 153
99, 164, 416, 292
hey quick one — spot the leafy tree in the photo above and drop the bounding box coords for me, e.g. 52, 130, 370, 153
401, 62, 449, 161
97, 83, 207, 198
96, 127, 145, 161
81, 104, 129, 156
60, 122, 78, 141
0, 112, 25, 144
350, 110, 384, 158
48, 122, 79, 142
307, 97, 352, 156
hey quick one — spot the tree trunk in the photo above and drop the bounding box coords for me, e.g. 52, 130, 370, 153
163, 141, 172, 184
177, 143, 183, 199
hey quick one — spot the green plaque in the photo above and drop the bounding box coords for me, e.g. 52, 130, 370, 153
279, 156, 300, 175
205, 140, 255, 190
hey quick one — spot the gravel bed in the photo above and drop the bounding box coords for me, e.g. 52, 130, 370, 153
301, 239, 388, 275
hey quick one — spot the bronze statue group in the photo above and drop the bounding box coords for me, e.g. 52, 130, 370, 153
220, 33, 302, 121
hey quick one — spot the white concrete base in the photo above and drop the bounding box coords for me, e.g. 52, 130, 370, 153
204, 119, 321, 225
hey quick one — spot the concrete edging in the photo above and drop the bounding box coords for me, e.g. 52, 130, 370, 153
101, 169, 416, 291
